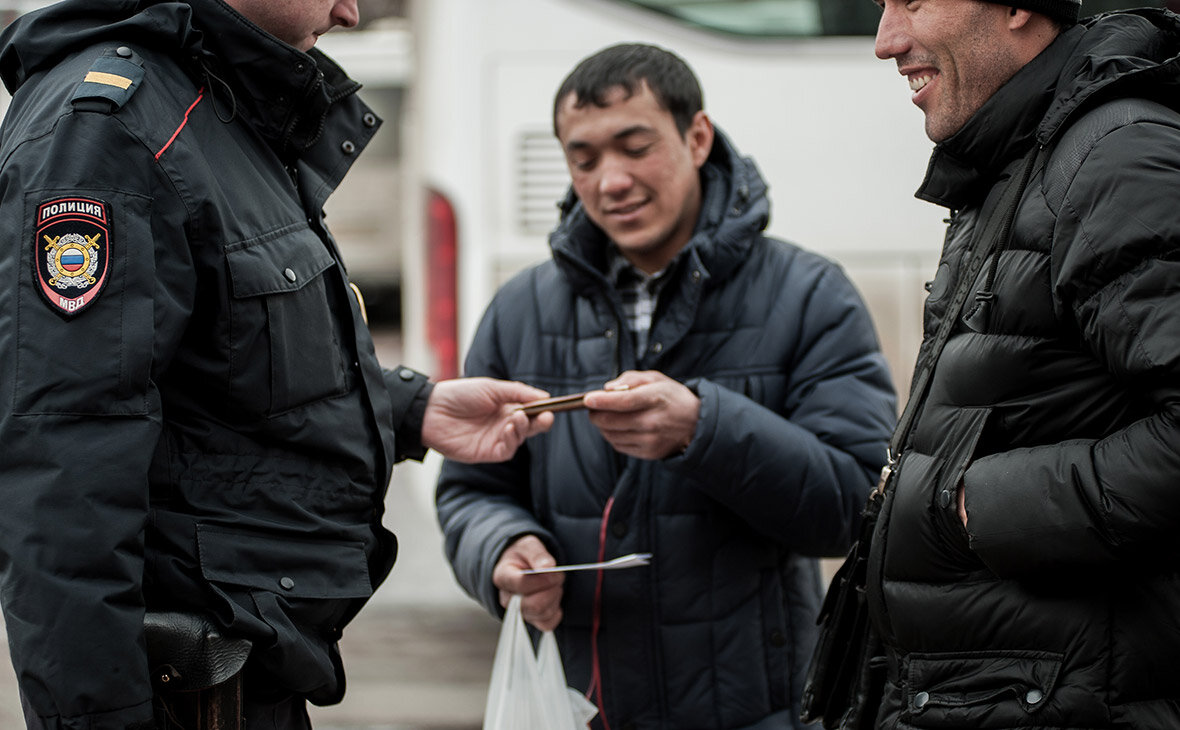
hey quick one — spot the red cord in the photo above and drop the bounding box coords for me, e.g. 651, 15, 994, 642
155, 87, 205, 160
586, 496, 614, 730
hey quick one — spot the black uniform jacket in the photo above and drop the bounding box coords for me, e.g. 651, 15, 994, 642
0, 1, 427, 727
866, 10, 1180, 729
438, 130, 897, 730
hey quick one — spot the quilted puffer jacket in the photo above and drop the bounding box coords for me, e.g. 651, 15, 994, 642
866, 10, 1180, 730
438, 129, 897, 730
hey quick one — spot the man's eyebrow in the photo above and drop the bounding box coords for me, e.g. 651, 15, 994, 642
613, 124, 656, 140
565, 124, 657, 152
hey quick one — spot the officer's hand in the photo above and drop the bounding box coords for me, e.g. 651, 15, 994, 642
582, 371, 699, 460
422, 378, 554, 463
493, 535, 565, 631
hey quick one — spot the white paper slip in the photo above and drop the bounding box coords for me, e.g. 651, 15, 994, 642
521, 552, 653, 575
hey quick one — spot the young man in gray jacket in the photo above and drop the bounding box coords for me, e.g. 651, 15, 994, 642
437, 43, 896, 730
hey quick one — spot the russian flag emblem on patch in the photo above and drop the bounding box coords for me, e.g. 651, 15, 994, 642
34, 196, 111, 317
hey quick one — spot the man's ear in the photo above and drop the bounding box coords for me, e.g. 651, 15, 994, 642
687, 110, 714, 168
1007, 6, 1034, 29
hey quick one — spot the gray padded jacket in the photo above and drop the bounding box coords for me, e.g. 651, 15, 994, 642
438, 129, 897, 730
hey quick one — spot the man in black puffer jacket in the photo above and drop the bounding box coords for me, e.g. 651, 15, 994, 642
437, 44, 897, 730
863, 1, 1180, 728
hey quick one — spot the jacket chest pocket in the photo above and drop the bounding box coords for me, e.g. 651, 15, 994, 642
225, 227, 349, 417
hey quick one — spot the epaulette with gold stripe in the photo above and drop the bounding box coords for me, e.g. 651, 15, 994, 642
71, 46, 144, 112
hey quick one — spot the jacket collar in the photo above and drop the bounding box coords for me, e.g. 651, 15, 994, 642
186, 0, 361, 156
915, 27, 1081, 209
916, 9, 1180, 210
0, 0, 362, 159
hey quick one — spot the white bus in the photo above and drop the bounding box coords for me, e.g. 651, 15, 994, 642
406, 0, 940, 392
401, 0, 1174, 394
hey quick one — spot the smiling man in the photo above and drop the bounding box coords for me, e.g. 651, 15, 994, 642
0, 1, 553, 729
436, 43, 896, 730
844, 1, 1180, 728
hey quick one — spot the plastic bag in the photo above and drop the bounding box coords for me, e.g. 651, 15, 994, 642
483, 595, 598, 730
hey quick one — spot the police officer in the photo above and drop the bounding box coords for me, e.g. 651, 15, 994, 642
0, 1, 552, 728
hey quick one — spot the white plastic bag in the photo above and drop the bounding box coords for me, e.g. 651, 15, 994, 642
483, 595, 598, 730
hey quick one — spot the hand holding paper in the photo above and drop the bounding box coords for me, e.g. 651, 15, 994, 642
493, 536, 566, 630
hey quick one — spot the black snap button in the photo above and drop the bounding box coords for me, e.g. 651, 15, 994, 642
279, 577, 295, 591
116, 46, 133, 58
363, 112, 378, 127
611, 521, 627, 538
769, 630, 786, 647
398, 368, 416, 381
914, 691, 930, 709
295, 62, 306, 74
938, 489, 952, 509
284, 268, 297, 283
341, 140, 357, 155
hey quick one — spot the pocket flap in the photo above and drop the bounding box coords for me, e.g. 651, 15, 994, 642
197, 524, 371, 599
226, 226, 334, 298
935, 406, 993, 498
907, 650, 1063, 717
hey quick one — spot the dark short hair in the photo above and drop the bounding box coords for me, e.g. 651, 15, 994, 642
552, 43, 704, 138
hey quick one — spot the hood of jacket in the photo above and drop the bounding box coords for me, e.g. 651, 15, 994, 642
549, 126, 771, 296
0, 0, 360, 156
917, 8, 1180, 209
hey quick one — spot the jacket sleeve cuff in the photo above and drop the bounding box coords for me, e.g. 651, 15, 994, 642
384, 365, 433, 462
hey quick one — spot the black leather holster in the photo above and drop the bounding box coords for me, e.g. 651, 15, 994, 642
144, 612, 252, 730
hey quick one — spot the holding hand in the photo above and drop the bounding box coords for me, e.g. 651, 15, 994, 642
492, 535, 565, 631
422, 378, 555, 463
582, 371, 700, 460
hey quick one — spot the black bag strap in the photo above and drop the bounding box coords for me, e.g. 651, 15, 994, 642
875, 144, 1046, 497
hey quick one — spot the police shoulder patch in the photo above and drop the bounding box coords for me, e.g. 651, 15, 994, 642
71, 48, 145, 112
34, 197, 112, 317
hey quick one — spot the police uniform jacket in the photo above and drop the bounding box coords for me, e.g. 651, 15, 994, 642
865, 10, 1180, 729
0, 1, 428, 727
437, 129, 897, 730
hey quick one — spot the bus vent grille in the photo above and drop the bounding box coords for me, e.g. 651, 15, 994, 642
516, 130, 569, 234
